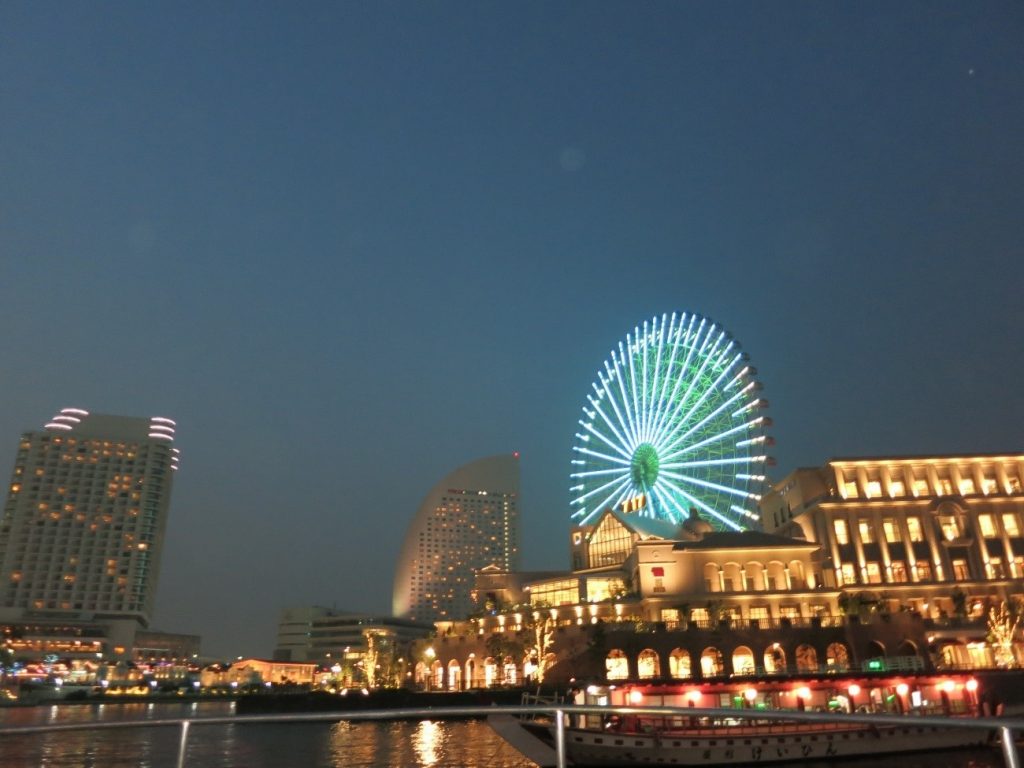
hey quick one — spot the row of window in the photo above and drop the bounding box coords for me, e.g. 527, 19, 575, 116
839, 470, 1023, 500
834, 512, 1021, 545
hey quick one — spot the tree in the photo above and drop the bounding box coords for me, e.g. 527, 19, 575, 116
522, 610, 556, 684
362, 629, 398, 689
987, 598, 1022, 668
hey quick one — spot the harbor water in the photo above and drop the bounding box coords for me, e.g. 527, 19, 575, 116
0, 701, 1008, 767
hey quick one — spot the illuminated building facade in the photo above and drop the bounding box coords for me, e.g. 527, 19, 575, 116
393, 454, 520, 623
413, 453, 1024, 690
0, 409, 180, 645
273, 605, 431, 662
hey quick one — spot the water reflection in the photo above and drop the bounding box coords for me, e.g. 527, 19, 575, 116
413, 720, 441, 765
0, 703, 1003, 768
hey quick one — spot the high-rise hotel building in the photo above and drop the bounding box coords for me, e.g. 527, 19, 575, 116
0, 408, 179, 630
393, 454, 520, 623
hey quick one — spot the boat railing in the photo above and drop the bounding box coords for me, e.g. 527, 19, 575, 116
0, 703, 1021, 768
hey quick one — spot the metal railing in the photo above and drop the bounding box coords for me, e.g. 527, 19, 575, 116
0, 704, 1021, 768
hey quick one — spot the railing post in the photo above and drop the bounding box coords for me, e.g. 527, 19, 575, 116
554, 708, 567, 768
1000, 725, 1021, 768
176, 720, 191, 768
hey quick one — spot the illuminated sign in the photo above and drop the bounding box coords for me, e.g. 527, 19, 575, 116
620, 495, 647, 513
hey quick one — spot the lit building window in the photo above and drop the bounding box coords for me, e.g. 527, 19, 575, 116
958, 478, 976, 495
882, 519, 901, 543
834, 520, 850, 545
858, 520, 876, 544
1003, 513, 1021, 537
890, 561, 907, 582
889, 479, 905, 497
865, 481, 882, 498
952, 559, 970, 581
840, 563, 856, 585
864, 562, 882, 584
978, 514, 997, 538
843, 481, 858, 499
939, 515, 963, 541
906, 516, 924, 542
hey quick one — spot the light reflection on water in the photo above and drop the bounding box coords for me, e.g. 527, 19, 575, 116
0, 702, 1009, 768
0, 703, 535, 768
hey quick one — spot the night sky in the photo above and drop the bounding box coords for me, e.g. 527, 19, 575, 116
1, 3, 1021, 659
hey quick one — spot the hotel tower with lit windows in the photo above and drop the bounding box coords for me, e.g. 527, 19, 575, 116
393, 454, 520, 624
0, 409, 179, 656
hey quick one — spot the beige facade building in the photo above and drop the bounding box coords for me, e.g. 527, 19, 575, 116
416, 453, 1024, 690
393, 454, 520, 623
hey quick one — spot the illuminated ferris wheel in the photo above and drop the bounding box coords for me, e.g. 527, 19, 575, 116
570, 312, 771, 531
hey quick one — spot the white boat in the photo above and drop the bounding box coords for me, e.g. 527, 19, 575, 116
491, 674, 992, 767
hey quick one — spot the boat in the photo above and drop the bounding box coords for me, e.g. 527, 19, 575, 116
490, 674, 993, 766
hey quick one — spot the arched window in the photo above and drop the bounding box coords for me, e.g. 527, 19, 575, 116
866, 640, 885, 661
825, 642, 850, 671
700, 647, 724, 678
669, 648, 691, 679
606, 649, 629, 680
722, 562, 744, 592
447, 660, 462, 691
765, 561, 788, 590
502, 655, 518, 685
732, 646, 755, 676
896, 640, 918, 658
483, 657, 498, 687
764, 643, 786, 674
788, 560, 806, 588
637, 648, 660, 679
704, 562, 721, 592
795, 644, 818, 673
431, 660, 444, 689
414, 661, 429, 688
745, 561, 766, 590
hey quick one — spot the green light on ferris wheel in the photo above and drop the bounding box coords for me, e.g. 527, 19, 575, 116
570, 311, 770, 531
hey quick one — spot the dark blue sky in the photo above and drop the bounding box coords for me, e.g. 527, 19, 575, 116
1, 2, 1021, 658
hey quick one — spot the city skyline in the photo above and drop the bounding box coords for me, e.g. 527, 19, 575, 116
1, 3, 1021, 657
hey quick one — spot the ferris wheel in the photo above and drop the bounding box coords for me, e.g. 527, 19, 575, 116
570, 312, 771, 531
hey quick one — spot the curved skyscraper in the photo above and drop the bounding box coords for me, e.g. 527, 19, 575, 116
393, 454, 520, 623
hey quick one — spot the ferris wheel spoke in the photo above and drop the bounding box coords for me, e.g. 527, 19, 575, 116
660, 455, 767, 470
649, 313, 697, 441
571, 466, 633, 479
575, 475, 634, 524
612, 349, 642, 446
657, 376, 753, 457
658, 477, 742, 531
573, 446, 632, 466
589, 394, 636, 457
639, 320, 651, 442
651, 326, 724, 448
660, 469, 762, 501
644, 314, 668, 441
624, 336, 643, 444
578, 416, 633, 461
650, 484, 686, 524
602, 365, 639, 450
653, 348, 741, 450
570, 468, 631, 506
660, 415, 765, 464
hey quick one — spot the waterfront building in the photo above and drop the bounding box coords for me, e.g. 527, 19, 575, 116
200, 658, 317, 688
393, 454, 520, 623
0, 408, 181, 659
273, 605, 431, 664
413, 452, 1024, 691
761, 453, 1024, 666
